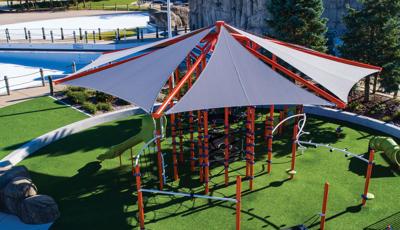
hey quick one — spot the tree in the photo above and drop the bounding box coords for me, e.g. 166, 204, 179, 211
340, 0, 400, 101
267, 0, 328, 52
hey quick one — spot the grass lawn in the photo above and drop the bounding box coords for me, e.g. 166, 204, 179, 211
18, 112, 400, 230
72, 0, 147, 11
0, 97, 88, 160
87, 28, 137, 41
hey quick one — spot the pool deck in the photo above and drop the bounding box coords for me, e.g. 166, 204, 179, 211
0, 10, 131, 25
0, 84, 65, 108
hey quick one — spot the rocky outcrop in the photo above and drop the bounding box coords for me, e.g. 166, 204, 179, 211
0, 166, 59, 224
189, 0, 362, 36
149, 5, 189, 28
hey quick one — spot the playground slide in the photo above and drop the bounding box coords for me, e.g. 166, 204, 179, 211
369, 136, 400, 168
97, 115, 162, 161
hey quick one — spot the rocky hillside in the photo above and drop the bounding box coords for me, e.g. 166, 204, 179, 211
189, 0, 361, 36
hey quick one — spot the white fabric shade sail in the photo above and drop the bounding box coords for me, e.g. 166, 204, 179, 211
75, 28, 211, 74
166, 27, 331, 114
58, 28, 212, 113
228, 26, 381, 103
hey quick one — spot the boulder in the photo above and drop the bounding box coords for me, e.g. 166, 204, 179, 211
2, 177, 37, 214
0, 166, 30, 189
19, 195, 60, 224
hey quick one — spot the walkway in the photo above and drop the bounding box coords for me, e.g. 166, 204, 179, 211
0, 84, 65, 108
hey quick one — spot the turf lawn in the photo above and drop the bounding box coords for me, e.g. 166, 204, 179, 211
18, 111, 400, 230
0, 97, 88, 160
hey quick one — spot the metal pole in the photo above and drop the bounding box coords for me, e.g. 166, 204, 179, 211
289, 124, 299, 179
167, 0, 172, 38
267, 105, 274, 173
50, 30, 54, 43
98, 28, 102, 40
84, 31, 88, 43
24, 27, 27, 40
224, 107, 230, 185
39, 68, 45, 86
79, 28, 82, 40
116, 28, 120, 41
203, 110, 210, 194
73, 31, 77, 43
42, 27, 46, 40
28, 30, 31, 43
135, 165, 145, 230
48, 76, 54, 96
72, 61, 77, 73
60, 28, 64, 40
4, 76, 10, 95
156, 129, 164, 190
156, 26, 159, 38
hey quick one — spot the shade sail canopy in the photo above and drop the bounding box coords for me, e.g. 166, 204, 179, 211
59, 28, 211, 113
166, 27, 331, 114
76, 28, 210, 74
229, 26, 381, 103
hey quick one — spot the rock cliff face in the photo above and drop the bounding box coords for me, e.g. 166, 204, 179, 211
189, 0, 361, 36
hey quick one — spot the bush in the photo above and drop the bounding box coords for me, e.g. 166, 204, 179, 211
369, 103, 387, 115
66, 91, 89, 104
67, 86, 86, 92
82, 102, 97, 114
393, 110, 400, 120
95, 91, 114, 103
348, 101, 365, 112
96, 102, 113, 112
382, 115, 392, 122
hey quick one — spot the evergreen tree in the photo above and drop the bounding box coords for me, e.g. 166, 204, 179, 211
340, 0, 400, 101
267, 0, 328, 52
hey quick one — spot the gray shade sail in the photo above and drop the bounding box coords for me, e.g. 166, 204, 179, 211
61, 28, 211, 113
167, 27, 331, 114
229, 26, 380, 103
75, 28, 211, 74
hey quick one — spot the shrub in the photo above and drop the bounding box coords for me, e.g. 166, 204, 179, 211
348, 101, 365, 112
95, 91, 114, 103
66, 91, 89, 104
393, 110, 400, 120
67, 86, 86, 92
82, 102, 97, 114
382, 115, 392, 122
369, 103, 387, 115
96, 102, 113, 112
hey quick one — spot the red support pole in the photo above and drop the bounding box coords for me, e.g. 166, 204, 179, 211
278, 111, 284, 135
135, 165, 145, 230
267, 105, 274, 174
203, 110, 210, 194
156, 129, 164, 190
245, 107, 251, 177
169, 77, 179, 181
249, 107, 255, 190
320, 182, 330, 230
289, 124, 298, 179
235, 176, 242, 230
178, 113, 184, 163
187, 56, 195, 172
362, 149, 375, 206
224, 107, 230, 186
198, 111, 204, 182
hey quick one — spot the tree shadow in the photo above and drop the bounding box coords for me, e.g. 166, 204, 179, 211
307, 204, 363, 229
347, 151, 398, 178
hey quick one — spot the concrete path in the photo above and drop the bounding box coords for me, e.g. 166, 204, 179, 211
0, 84, 65, 108
0, 10, 130, 25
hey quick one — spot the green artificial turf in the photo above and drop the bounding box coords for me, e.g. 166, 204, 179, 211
18, 112, 400, 230
0, 97, 88, 160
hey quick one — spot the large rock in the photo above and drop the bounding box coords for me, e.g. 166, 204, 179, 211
149, 5, 189, 28
2, 177, 37, 214
0, 165, 30, 189
19, 195, 60, 224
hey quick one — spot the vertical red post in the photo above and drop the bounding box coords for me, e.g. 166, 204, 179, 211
198, 111, 204, 182
249, 107, 255, 190
289, 124, 298, 179
235, 176, 242, 230
245, 107, 251, 177
224, 107, 230, 186
278, 111, 284, 135
188, 58, 195, 172
362, 149, 375, 206
135, 165, 145, 230
155, 129, 164, 190
203, 110, 210, 194
169, 77, 179, 181
267, 105, 274, 174
320, 182, 330, 230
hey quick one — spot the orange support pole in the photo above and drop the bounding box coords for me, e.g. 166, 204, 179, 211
320, 182, 330, 230
135, 165, 145, 230
235, 176, 242, 230
362, 149, 375, 206
178, 113, 184, 163
224, 107, 230, 186
156, 129, 164, 190
169, 77, 179, 181
267, 105, 274, 174
245, 107, 251, 177
198, 111, 204, 182
187, 57, 195, 172
249, 107, 255, 190
203, 110, 210, 194
278, 111, 283, 135
289, 124, 298, 179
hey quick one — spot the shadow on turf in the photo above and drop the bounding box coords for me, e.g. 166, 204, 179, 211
347, 151, 398, 178
306, 204, 363, 229
364, 211, 400, 230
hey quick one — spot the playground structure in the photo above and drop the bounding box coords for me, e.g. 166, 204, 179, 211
54, 21, 389, 229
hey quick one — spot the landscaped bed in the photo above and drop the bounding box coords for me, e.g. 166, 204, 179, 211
17, 112, 400, 230
0, 96, 88, 160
